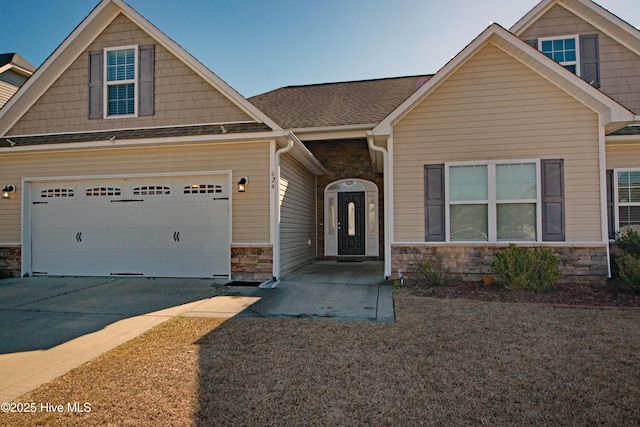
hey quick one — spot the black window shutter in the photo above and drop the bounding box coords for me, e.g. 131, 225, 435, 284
525, 39, 538, 49
88, 51, 103, 119
606, 169, 615, 240
580, 34, 600, 88
138, 45, 155, 116
541, 159, 565, 241
424, 164, 445, 242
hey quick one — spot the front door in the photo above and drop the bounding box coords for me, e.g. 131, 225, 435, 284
338, 192, 365, 255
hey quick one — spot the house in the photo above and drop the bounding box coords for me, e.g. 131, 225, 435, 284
0, 0, 639, 284
0, 53, 35, 108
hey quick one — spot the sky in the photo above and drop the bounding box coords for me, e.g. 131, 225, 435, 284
1, 0, 639, 97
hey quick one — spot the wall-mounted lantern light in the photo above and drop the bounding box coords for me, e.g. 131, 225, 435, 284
237, 177, 248, 193
2, 185, 16, 199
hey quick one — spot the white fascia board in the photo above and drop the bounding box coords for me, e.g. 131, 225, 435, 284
510, 0, 556, 35
0, 64, 33, 77
374, 25, 516, 136
280, 131, 328, 176
292, 123, 377, 141
0, 130, 288, 154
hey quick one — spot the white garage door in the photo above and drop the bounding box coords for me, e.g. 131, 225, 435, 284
29, 175, 230, 278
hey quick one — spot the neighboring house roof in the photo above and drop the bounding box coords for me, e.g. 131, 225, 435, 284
510, 0, 640, 57
249, 75, 432, 130
373, 24, 635, 137
0, 0, 281, 137
0, 53, 36, 75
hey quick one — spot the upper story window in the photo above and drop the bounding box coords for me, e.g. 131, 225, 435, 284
539, 35, 580, 75
105, 46, 137, 117
88, 45, 155, 119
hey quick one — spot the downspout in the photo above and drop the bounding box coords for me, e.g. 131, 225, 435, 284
367, 131, 391, 279
272, 134, 294, 280
598, 118, 611, 278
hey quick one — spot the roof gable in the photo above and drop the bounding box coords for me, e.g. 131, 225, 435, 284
510, 0, 640, 56
0, 0, 280, 137
373, 23, 634, 136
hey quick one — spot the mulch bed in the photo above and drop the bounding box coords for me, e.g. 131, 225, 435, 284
394, 279, 640, 308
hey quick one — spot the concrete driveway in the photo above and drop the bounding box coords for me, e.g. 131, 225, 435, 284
0, 276, 222, 354
0, 261, 393, 401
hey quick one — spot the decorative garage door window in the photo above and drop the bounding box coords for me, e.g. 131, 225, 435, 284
133, 186, 171, 196
41, 188, 75, 198
86, 187, 122, 197
183, 184, 222, 194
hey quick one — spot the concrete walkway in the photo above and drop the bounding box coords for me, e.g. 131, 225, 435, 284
212, 261, 394, 322
0, 261, 393, 401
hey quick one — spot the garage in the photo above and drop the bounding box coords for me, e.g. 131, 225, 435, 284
25, 174, 230, 278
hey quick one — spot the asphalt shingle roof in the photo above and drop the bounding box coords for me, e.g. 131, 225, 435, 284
249, 75, 432, 129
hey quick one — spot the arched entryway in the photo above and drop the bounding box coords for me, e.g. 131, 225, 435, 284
324, 179, 379, 257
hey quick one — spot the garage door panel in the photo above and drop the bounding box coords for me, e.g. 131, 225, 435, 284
30, 175, 231, 278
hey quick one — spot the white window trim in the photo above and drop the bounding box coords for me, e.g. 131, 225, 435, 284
538, 35, 581, 77
613, 168, 640, 233
444, 159, 542, 243
104, 45, 138, 118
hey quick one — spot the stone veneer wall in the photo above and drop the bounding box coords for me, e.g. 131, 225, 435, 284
303, 138, 384, 260
0, 246, 21, 277
230, 246, 273, 281
391, 244, 609, 285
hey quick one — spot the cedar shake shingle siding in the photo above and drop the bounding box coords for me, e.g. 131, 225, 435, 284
519, 4, 640, 114
7, 14, 254, 136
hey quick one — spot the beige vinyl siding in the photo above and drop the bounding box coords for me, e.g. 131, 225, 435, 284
607, 141, 640, 168
519, 3, 640, 114
393, 42, 601, 243
7, 13, 253, 136
0, 141, 271, 243
0, 70, 28, 107
279, 152, 316, 275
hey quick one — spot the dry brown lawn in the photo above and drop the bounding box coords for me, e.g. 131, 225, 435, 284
2, 297, 640, 426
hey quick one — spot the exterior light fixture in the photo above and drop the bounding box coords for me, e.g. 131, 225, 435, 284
2, 185, 16, 199
238, 177, 248, 193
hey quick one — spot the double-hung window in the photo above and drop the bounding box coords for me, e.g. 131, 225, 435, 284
447, 161, 540, 242
539, 35, 580, 75
616, 170, 640, 232
105, 46, 137, 117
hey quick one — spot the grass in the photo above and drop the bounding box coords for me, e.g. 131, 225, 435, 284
2, 298, 640, 426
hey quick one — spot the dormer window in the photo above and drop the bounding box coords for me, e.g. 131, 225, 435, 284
539, 35, 580, 75
105, 46, 137, 117
88, 45, 155, 119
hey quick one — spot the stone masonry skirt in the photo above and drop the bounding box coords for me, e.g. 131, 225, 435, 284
391, 244, 609, 285
0, 246, 21, 278
230, 245, 273, 282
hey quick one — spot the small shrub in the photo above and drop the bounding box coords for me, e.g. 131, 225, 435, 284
615, 228, 640, 259
490, 244, 561, 291
616, 254, 640, 293
416, 254, 452, 287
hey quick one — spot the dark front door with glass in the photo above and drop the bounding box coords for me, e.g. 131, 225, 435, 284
338, 192, 365, 255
